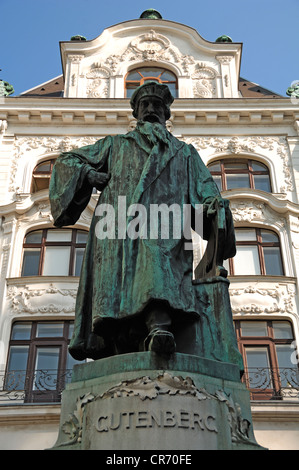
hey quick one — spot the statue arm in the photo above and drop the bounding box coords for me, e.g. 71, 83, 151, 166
85, 168, 110, 191
49, 137, 112, 227
187, 144, 221, 235
188, 146, 236, 278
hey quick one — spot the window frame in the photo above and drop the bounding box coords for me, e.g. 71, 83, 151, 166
208, 158, 272, 193
228, 227, 284, 276
21, 228, 87, 277
31, 159, 56, 193
235, 320, 297, 400
5, 320, 77, 403
125, 67, 178, 98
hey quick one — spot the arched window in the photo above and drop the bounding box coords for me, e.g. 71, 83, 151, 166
225, 228, 284, 276
31, 159, 56, 193
21, 228, 88, 276
208, 159, 271, 193
125, 67, 178, 98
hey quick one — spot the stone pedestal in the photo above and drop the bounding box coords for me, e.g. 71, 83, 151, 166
51, 352, 264, 450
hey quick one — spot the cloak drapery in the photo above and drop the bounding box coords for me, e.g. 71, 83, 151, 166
50, 122, 235, 360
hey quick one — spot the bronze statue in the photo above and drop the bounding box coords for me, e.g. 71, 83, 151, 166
50, 82, 241, 370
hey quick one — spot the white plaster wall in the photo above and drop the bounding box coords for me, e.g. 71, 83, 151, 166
253, 421, 299, 450
0, 424, 58, 450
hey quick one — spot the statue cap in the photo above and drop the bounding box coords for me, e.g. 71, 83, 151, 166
130, 81, 174, 119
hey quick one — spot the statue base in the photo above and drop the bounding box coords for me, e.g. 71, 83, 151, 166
50, 352, 265, 450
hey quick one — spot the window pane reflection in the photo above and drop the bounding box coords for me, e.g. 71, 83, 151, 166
34, 347, 60, 390
46, 230, 72, 242
22, 249, 40, 276
25, 231, 43, 244
11, 323, 32, 340
241, 321, 268, 337
36, 323, 64, 338
234, 246, 260, 274
245, 347, 272, 388
273, 322, 293, 339
254, 175, 271, 192
43, 246, 71, 275
235, 229, 257, 242
6, 346, 29, 390
263, 247, 283, 275
74, 248, 84, 276
226, 174, 250, 189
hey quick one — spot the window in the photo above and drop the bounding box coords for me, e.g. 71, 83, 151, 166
208, 159, 271, 193
125, 67, 178, 98
21, 229, 88, 277
31, 159, 56, 193
235, 320, 298, 400
5, 321, 81, 403
225, 228, 284, 276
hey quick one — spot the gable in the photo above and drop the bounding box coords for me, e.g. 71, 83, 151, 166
59, 17, 242, 99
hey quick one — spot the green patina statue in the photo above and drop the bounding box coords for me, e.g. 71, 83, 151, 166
50, 82, 242, 371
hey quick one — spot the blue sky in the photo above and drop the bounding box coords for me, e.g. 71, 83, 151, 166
1, 0, 298, 97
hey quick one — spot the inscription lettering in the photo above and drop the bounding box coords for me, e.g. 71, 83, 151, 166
97, 416, 108, 432
96, 409, 218, 433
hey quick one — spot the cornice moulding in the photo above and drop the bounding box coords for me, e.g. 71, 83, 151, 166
0, 405, 61, 425
0, 98, 298, 127
225, 190, 299, 216
6, 276, 79, 286
251, 403, 299, 422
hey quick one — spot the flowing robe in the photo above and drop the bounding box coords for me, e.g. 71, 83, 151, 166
50, 122, 233, 360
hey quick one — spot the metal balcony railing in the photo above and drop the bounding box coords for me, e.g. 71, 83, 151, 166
0, 369, 73, 404
0, 367, 298, 404
243, 367, 299, 400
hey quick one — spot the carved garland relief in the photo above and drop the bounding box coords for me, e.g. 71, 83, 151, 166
7, 283, 78, 315
230, 283, 296, 316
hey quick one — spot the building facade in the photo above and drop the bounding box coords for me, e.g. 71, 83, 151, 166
0, 10, 299, 450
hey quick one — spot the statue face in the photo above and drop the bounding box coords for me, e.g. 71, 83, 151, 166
136, 96, 167, 125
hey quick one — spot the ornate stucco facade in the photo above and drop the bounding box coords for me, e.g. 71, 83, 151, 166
0, 11, 299, 449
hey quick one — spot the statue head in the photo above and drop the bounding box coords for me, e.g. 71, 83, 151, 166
130, 81, 174, 125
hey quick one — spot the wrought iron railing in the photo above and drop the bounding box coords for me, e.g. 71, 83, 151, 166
243, 367, 299, 400
0, 369, 73, 404
0, 367, 298, 404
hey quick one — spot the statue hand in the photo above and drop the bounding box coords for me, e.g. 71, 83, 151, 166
87, 169, 110, 191
205, 196, 226, 218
